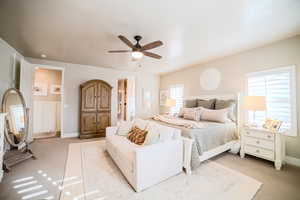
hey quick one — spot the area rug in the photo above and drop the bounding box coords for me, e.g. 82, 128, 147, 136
60, 141, 262, 200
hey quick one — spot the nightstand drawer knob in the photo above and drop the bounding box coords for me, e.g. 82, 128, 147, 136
246, 132, 250, 135
256, 149, 260, 153
256, 140, 260, 144
267, 135, 271, 138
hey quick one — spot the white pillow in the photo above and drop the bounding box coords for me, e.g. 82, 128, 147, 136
201, 108, 229, 123
143, 123, 160, 145
117, 121, 133, 136
133, 118, 149, 130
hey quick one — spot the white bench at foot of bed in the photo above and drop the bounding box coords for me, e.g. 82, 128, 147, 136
182, 138, 240, 175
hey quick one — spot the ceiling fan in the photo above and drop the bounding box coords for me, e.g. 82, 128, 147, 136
108, 35, 163, 60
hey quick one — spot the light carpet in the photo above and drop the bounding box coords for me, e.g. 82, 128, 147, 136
60, 141, 262, 200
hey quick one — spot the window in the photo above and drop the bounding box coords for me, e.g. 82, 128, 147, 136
169, 84, 184, 114
246, 66, 297, 136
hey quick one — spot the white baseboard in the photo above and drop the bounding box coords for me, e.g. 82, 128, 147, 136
61, 132, 79, 138
285, 156, 300, 167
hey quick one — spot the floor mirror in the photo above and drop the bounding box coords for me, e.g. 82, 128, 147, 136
1, 88, 35, 171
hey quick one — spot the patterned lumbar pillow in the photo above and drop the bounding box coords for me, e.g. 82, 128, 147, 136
127, 126, 148, 145
180, 107, 202, 121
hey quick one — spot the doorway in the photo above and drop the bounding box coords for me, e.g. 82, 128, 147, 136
118, 79, 127, 121
117, 77, 136, 122
32, 67, 63, 139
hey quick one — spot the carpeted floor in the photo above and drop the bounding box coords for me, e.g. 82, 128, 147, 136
0, 137, 300, 200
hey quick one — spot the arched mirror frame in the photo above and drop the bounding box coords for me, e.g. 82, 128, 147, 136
1, 88, 28, 148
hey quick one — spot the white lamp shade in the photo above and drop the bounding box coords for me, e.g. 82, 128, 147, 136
165, 99, 176, 107
244, 96, 266, 111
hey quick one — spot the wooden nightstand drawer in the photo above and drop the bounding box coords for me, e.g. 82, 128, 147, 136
243, 129, 274, 141
244, 136, 274, 151
244, 145, 274, 160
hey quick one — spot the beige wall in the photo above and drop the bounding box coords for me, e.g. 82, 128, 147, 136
33, 68, 62, 101
160, 35, 300, 159
0, 38, 23, 99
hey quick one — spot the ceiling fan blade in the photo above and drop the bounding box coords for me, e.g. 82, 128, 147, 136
108, 50, 131, 53
118, 35, 135, 49
141, 41, 163, 50
143, 51, 162, 59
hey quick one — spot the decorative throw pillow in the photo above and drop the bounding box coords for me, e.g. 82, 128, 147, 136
179, 107, 202, 120
127, 126, 148, 145
178, 107, 185, 117
215, 99, 236, 122
183, 108, 202, 121
132, 118, 149, 130
201, 107, 229, 123
143, 123, 160, 145
197, 99, 216, 109
116, 121, 133, 136
183, 99, 198, 108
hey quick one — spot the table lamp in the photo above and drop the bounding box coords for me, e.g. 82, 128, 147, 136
165, 98, 176, 115
244, 96, 266, 127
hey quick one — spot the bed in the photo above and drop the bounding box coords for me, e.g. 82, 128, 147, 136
152, 94, 241, 174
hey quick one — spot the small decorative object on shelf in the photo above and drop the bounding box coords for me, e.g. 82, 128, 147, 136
240, 125, 285, 170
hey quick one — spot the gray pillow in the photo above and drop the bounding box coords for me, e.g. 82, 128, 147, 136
215, 99, 236, 122
197, 99, 216, 109
215, 99, 235, 109
184, 99, 197, 108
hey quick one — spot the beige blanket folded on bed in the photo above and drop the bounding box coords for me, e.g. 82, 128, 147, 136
152, 115, 207, 129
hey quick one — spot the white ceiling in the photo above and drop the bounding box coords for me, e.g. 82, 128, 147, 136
1, 0, 300, 74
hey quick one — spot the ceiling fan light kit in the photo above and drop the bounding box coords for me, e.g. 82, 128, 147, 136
108, 35, 163, 60
131, 51, 144, 59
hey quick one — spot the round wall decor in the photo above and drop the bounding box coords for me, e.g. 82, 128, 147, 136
200, 68, 221, 90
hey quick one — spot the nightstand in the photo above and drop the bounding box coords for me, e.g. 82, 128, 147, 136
240, 126, 285, 170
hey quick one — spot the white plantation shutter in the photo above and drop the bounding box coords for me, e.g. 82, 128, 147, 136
247, 66, 297, 136
170, 85, 184, 114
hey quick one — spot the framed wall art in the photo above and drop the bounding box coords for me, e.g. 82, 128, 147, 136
160, 90, 169, 106
33, 82, 48, 96
50, 85, 62, 95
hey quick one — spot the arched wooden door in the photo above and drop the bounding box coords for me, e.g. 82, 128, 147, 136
80, 80, 112, 138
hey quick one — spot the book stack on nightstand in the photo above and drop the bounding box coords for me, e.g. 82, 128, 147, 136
240, 126, 285, 170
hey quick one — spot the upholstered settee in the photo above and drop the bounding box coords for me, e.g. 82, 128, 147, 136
106, 119, 183, 192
